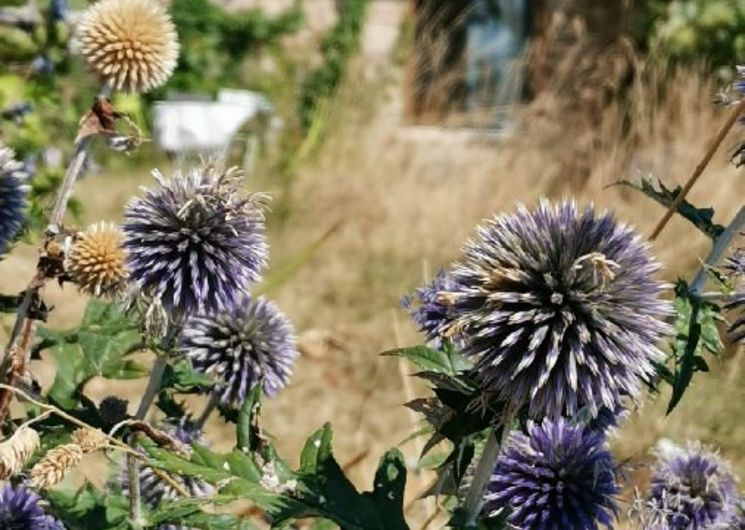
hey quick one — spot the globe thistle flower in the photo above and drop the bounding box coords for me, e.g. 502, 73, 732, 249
75, 0, 179, 93
122, 419, 213, 528
0, 145, 29, 255
447, 200, 672, 418
643, 441, 739, 530
402, 270, 460, 348
122, 165, 268, 316
486, 418, 619, 530
66, 222, 127, 297
0, 483, 65, 530
181, 296, 297, 405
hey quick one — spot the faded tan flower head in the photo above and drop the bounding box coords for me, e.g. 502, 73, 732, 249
0, 426, 39, 480
76, 0, 179, 93
71, 428, 108, 453
29, 443, 83, 489
66, 222, 128, 297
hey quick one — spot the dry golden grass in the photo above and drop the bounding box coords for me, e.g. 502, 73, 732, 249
1, 58, 744, 527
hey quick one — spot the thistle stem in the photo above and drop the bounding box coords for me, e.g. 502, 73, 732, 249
462, 417, 513, 527
196, 393, 219, 429
650, 98, 745, 241
690, 205, 745, 294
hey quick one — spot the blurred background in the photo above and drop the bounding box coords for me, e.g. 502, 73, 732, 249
1, 0, 745, 527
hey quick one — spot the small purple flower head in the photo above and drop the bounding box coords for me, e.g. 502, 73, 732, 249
0, 145, 29, 255
447, 200, 672, 419
122, 419, 213, 530
402, 270, 460, 347
122, 164, 268, 316
643, 441, 739, 530
486, 418, 619, 530
181, 296, 297, 405
725, 248, 745, 278
0, 483, 65, 530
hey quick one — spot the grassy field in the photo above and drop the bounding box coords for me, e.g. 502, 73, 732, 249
1, 57, 744, 527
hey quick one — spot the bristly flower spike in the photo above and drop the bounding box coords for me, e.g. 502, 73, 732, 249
122, 164, 268, 317
447, 199, 672, 419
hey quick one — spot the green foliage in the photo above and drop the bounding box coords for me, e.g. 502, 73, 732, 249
298, 0, 369, 129
614, 176, 724, 240
144, 392, 410, 530
656, 279, 724, 414
641, 0, 745, 67
152, 0, 303, 97
37, 300, 145, 408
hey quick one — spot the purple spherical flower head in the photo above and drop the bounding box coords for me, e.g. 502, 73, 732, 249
402, 270, 460, 348
0, 483, 65, 530
645, 442, 739, 530
486, 418, 619, 530
121, 419, 213, 530
122, 164, 268, 316
181, 296, 297, 405
448, 199, 672, 419
0, 145, 29, 255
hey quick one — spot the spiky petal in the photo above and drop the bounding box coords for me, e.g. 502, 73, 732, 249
181, 296, 297, 405
642, 441, 739, 530
122, 165, 268, 316
0, 145, 28, 254
402, 270, 461, 348
75, 0, 179, 93
486, 418, 619, 530
66, 222, 128, 297
447, 200, 672, 419
0, 483, 65, 530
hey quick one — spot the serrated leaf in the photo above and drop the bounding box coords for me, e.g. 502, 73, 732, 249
614, 177, 724, 239
41, 300, 142, 407
161, 360, 216, 392
45, 483, 129, 530
382, 345, 470, 376
237, 382, 263, 453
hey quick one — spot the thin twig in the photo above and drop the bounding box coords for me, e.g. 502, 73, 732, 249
690, 206, 745, 294
650, 98, 745, 241
0, 383, 139, 457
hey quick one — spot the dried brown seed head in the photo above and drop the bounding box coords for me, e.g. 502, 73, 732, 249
29, 443, 83, 489
0, 426, 40, 480
71, 428, 108, 453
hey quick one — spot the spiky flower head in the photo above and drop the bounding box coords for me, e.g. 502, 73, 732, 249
0, 145, 29, 255
66, 222, 127, 297
181, 296, 297, 405
486, 418, 619, 530
0, 483, 65, 530
122, 419, 213, 530
123, 165, 268, 316
446, 200, 672, 418
75, 0, 179, 93
402, 270, 460, 348
643, 441, 739, 530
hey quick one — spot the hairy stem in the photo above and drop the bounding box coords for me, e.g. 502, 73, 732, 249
128, 354, 169, 527
1, 85, 112, 375
196, 393, 219, 429
462, 417, 513, 527
690, 205, 745, 294
650, 98, 745, 241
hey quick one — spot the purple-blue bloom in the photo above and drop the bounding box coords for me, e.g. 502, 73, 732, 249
0, 145, 29, 255
0, 483, 65, 530
447, 200, 672, 418
122, 165, 267, 316
644, 441, 739, 530
486, 418, 618, 530
402, 270, 460, 347
181, 296, 297, 405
